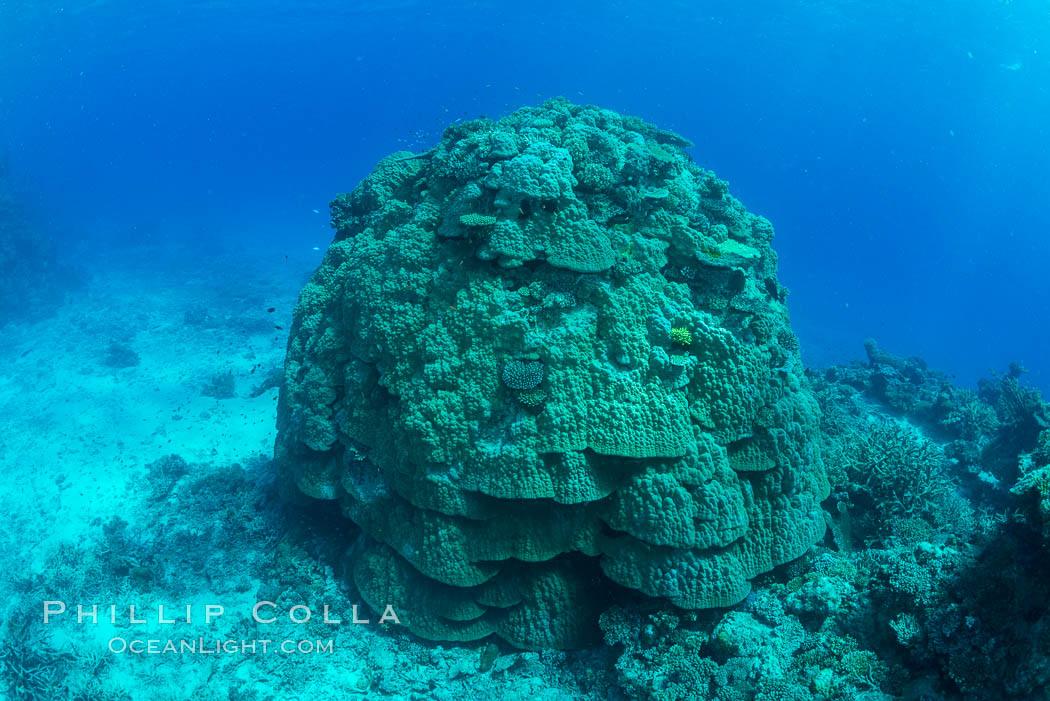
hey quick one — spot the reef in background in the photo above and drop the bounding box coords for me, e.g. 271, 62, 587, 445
0, 157, 77, 322
276, 99, 829, 649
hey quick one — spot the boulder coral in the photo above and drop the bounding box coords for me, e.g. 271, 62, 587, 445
275, 99, 829, 649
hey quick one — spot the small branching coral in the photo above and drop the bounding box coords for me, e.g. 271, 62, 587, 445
942, 390, 1000, 442
841, 420, 953, 538
669, 326, 692, 347
501, 359, 545, 390
0, 614, 75, 700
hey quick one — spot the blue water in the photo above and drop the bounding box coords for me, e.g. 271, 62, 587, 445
2, 0, 1049, 390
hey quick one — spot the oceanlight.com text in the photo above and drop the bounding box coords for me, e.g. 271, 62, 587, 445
107, 637, 335, 655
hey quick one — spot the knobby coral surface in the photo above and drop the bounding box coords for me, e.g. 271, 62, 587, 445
275, 99, 829, 649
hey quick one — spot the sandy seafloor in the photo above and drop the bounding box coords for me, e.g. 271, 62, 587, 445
0, 243, 600, 700
0, 245, 297, 547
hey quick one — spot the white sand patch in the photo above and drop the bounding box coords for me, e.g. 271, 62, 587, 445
0, 244, 312, 550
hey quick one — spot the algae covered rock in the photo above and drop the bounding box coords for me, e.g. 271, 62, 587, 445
276, 99, 828, 649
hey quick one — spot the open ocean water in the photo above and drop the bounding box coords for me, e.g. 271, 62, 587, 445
1, 2, 1049, 700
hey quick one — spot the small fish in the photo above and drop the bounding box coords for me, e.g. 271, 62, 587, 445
312, 246, 320, 251
267, 307, 275, 313
275, 325, 283, 330
312, 209, 321, 214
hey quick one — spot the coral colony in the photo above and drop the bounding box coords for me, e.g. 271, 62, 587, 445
277, 99, 827, 649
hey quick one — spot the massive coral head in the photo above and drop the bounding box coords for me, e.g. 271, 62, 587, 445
276, 99, 829, 649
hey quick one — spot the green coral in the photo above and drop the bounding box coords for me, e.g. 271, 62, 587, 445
670, 326, 692, 347
277, 99, 828, 649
